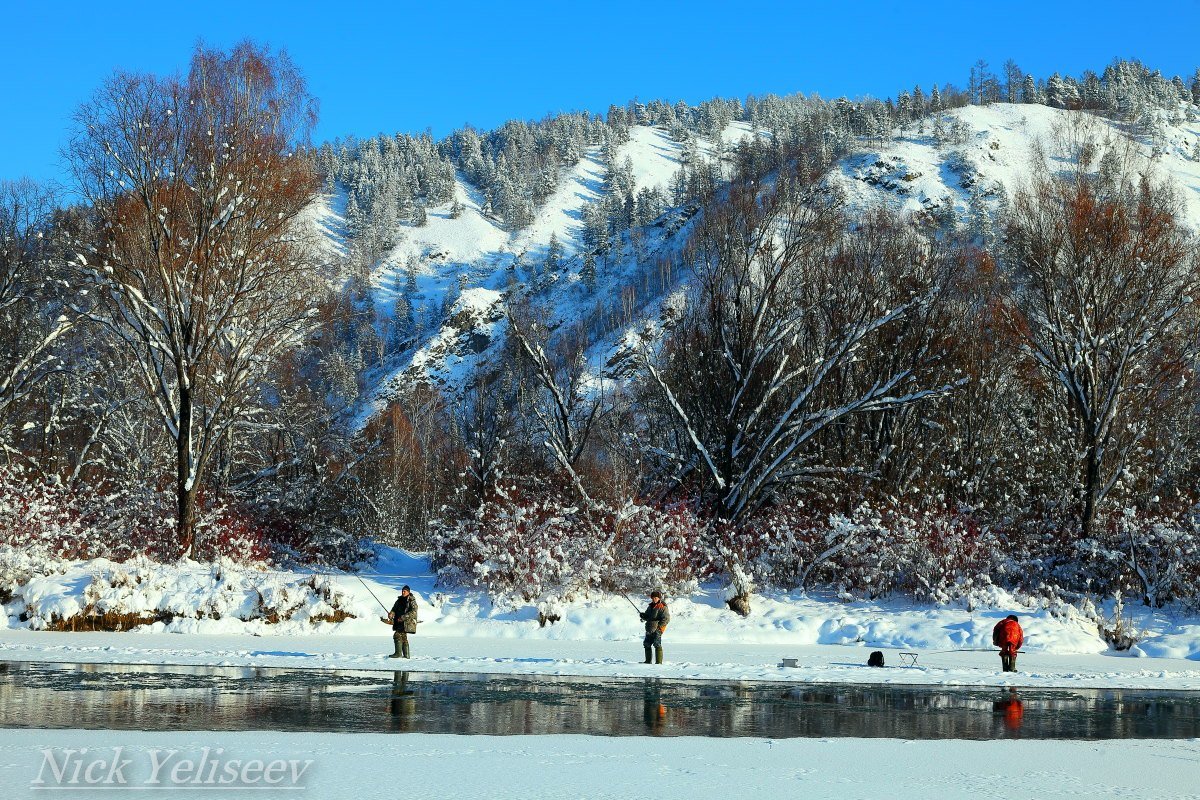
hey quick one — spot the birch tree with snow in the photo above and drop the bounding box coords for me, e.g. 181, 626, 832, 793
67, 42, 323, 556
1004, 159, 1200, 542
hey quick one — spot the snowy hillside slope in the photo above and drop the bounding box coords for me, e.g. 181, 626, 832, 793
298, 190, 349, 263
346, 123, 755, 423
322, 106, 1200, 426
829, 103, 1200, 229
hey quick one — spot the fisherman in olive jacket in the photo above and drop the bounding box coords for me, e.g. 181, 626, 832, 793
386, 585, 418, 658
639, 591, 670, 664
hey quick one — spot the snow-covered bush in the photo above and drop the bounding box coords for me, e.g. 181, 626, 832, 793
0, 546, 53, 605
733, 504, 823, 589
889, 508, 1001, 604
0, 468, 367, 569
729, 502, 1000, 603
435, 493, 1009, 606
267, 521, 373, 571
5, 548, 363, 631
197, 502, 370, 569
432, 489, 594, 605
811, 505, 999, 603
432, 492, 711, 605
1090, 593, 1144, 650
0, 467, 174, 561
1071, 507, 1200, 609
196, 507, 273, 563
605, 502, 712, 595
0, 471, 81, 558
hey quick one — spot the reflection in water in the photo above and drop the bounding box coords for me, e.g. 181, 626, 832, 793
389, 671, 416, 732
643, 679, 667, 735
994, 688, 1025, 734
0, 661, 1197, 740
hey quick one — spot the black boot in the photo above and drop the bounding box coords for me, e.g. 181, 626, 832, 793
644, 646, 653, 664
401, 638, 410, 659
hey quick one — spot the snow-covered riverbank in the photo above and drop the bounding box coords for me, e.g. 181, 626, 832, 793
3, 547, 1198, 689
2, 629, 1199, 690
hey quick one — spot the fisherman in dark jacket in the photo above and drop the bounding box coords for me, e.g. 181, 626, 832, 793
639, 591, 670, 664
386, 585, 418, 658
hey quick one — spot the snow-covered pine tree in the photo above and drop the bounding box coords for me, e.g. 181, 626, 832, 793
544, 233, 563, 273
580, 251, 597, 291
404, 258, 420, 296
1022, 74, 1039, 104
968, 183, 995, 247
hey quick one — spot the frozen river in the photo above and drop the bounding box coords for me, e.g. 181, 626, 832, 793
2, 661, 1198, 739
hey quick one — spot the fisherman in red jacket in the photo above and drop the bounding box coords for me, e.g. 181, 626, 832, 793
992, 614, 1024, 672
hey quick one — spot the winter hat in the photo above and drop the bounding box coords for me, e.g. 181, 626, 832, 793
1006, 614, 1018, 621
650, 590, 662, 599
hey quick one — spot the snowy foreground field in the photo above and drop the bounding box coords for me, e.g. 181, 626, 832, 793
0, 729, 1196, 800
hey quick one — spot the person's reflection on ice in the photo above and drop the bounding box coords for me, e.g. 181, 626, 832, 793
993, 687, 1024, 733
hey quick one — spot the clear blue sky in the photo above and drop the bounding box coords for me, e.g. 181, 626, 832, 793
3, 0, 1198, 187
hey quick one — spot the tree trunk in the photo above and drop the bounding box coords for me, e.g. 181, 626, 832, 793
1081, 434, 1100, 541
726, 593, 752, 617
177, 383, 196, 559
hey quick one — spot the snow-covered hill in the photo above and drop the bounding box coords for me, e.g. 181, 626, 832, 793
321, 105, 1200, 425
830, 103, 1200, 227
324, 123, 754, 424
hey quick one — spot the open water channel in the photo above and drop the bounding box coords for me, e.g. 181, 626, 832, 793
1, 661, 1197, 739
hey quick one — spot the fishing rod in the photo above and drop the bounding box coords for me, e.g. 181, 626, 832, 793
920, 647, 1027, 656
355, 573, 391, 616
622, 594, 643, 613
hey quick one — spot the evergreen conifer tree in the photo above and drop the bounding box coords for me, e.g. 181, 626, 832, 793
581, 251, 597, 291
544, 233, 563, 272
968, 184, 994, 247
405, 259, 420, 296
1022, 74, 1039, 104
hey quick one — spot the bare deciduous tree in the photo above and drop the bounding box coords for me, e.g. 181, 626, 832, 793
507, 307, 604, 496
68, 42, 322, 555
640, 179, 961, 610
1005, 163, 1200, 540
0, 179, 73, 437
